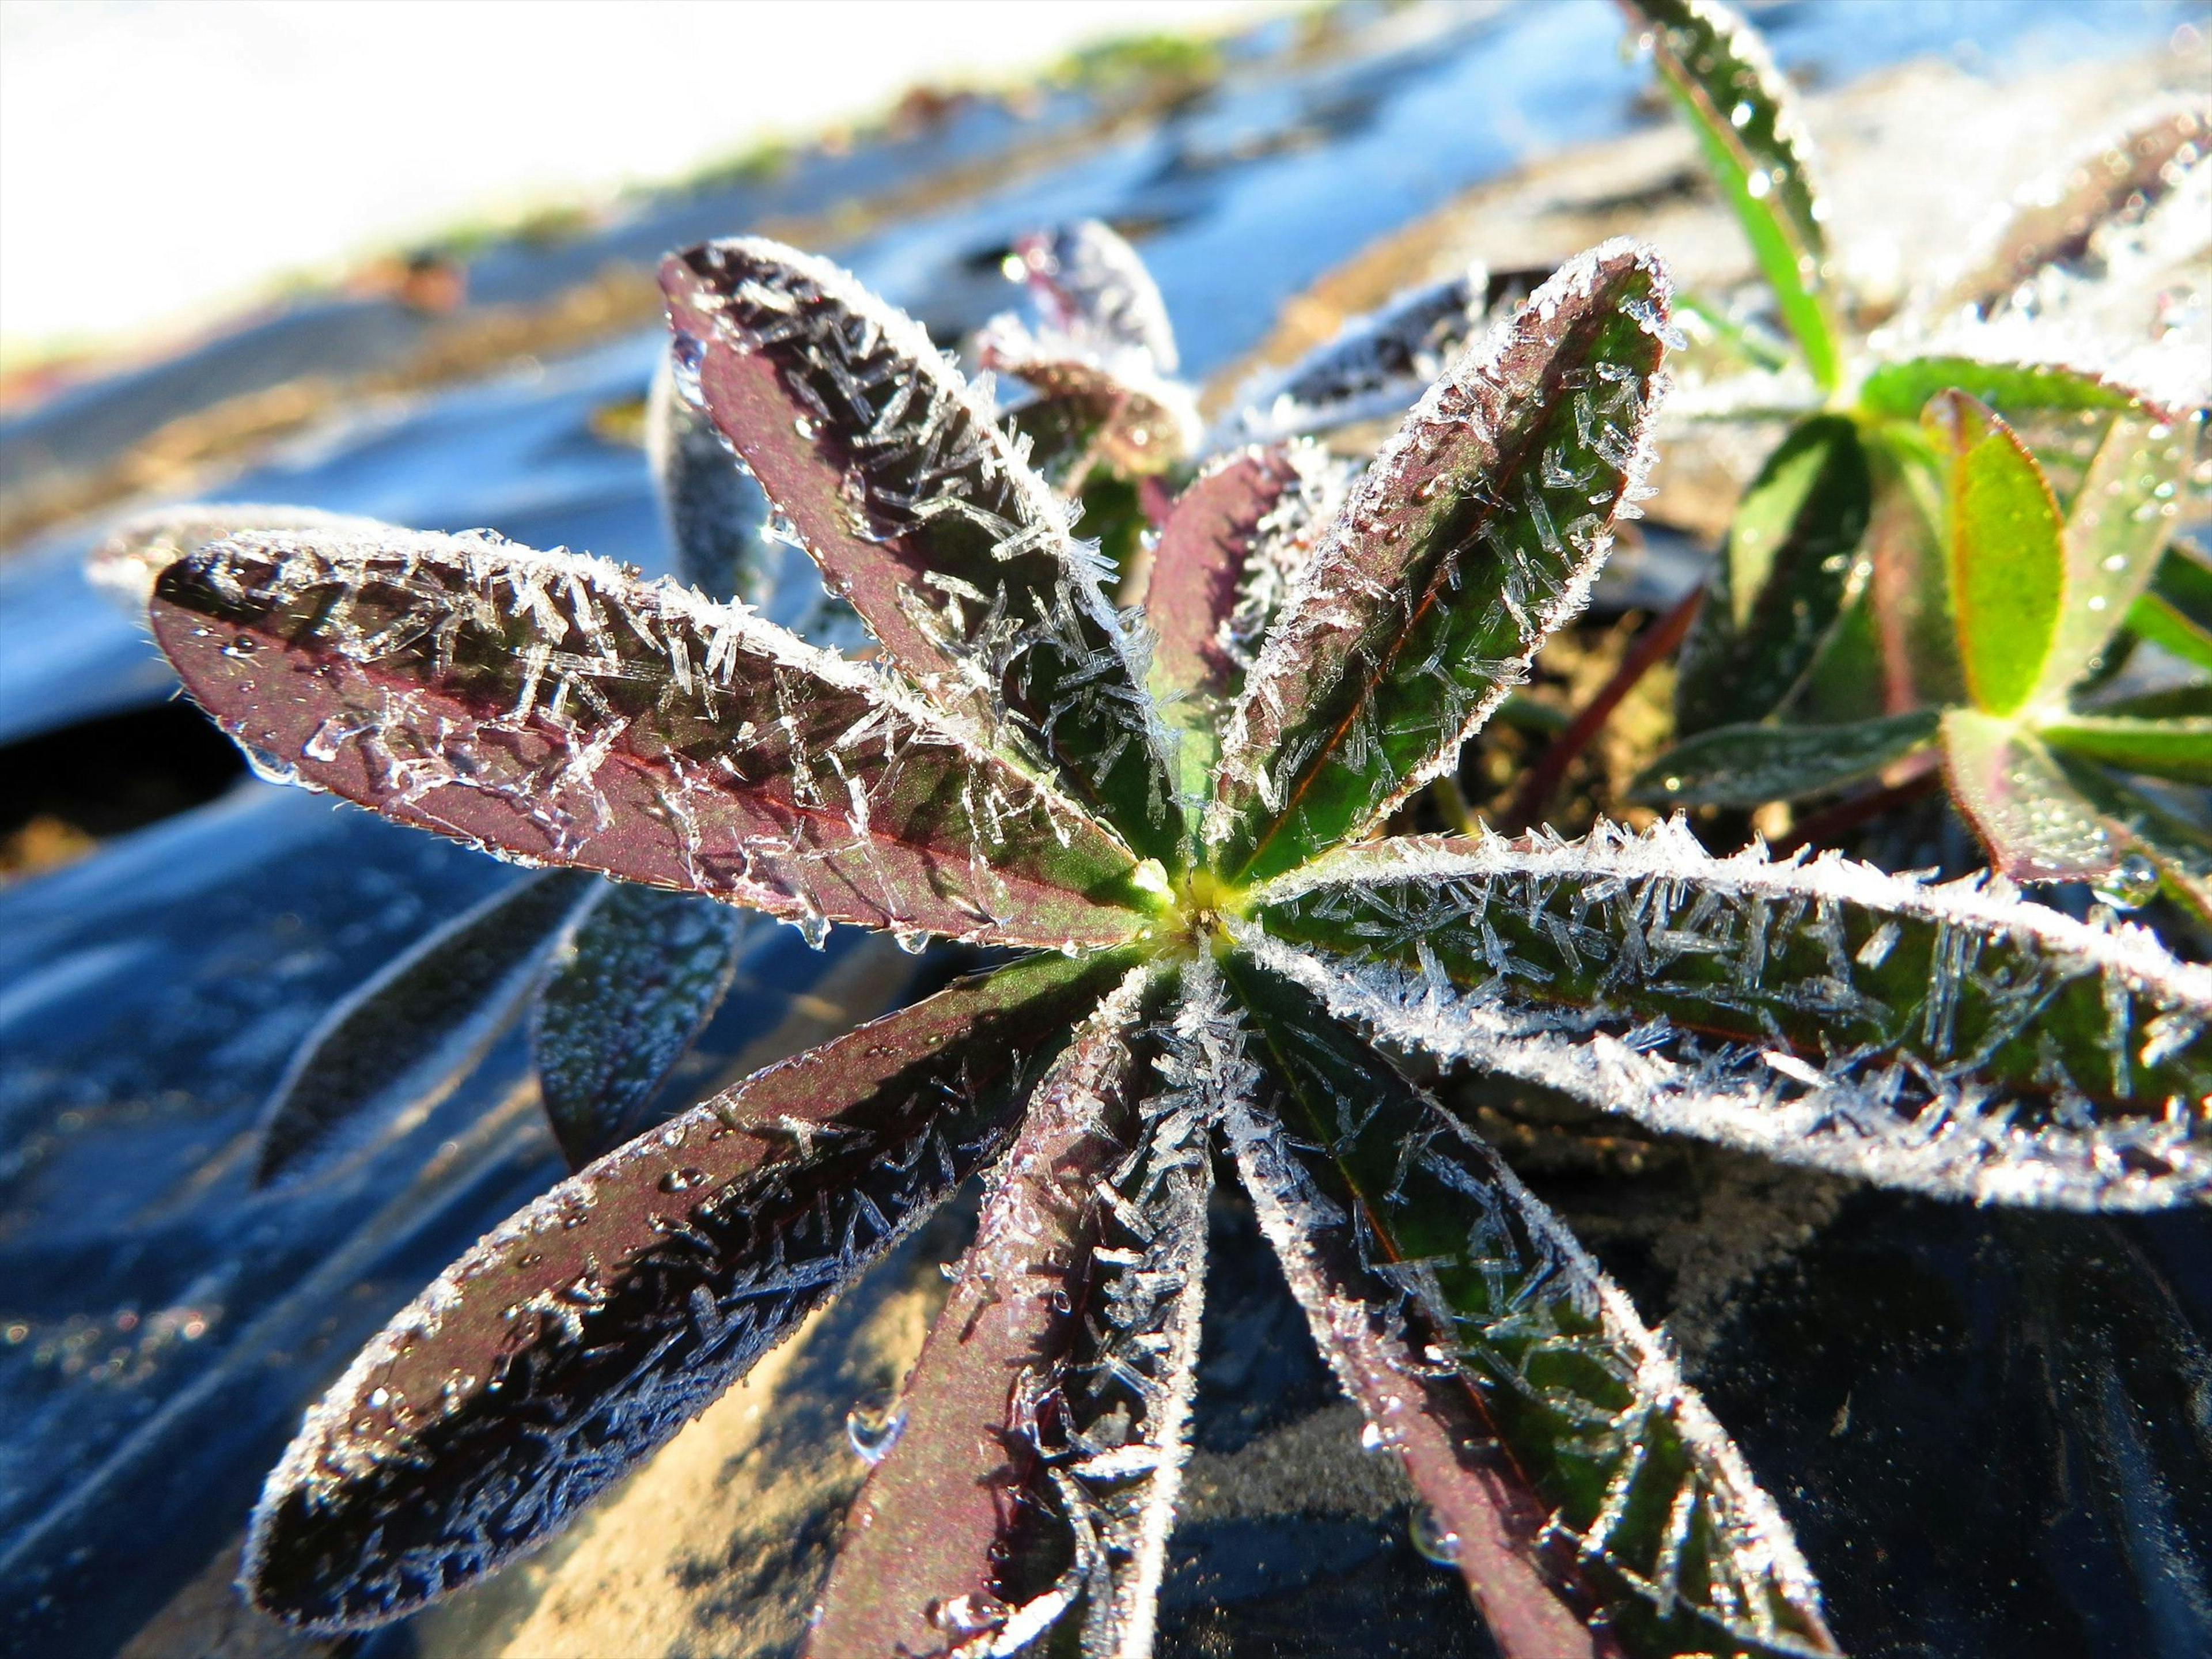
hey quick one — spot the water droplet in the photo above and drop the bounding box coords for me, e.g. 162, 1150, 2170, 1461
792, 414, 820, 441
2093, 852, 2161, 910
1359, 1421, 1389, 1452
1729, 99, 1753, 128
1746, 169, 1773, 200
846, 1389, 906, 1464
658, 1166, 707, 1194
1409, 1504, 1462, 1566
929, 1591, 1008, 1639
891, 926, 930, 956
793, 910, 830, 949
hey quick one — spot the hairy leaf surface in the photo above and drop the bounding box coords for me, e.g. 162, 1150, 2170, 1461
243, 950, 1127, 1630
1245, 822, 2212, 1207
1862, 427, 1965, 710
1942, 709, 2130, 885
256, 869, 593, 1184
1225, 958, 1839, 1659
2054, 752, 2212, 923
532, 883, 755, 1169
806, 963, 1161, 1658
87, 502, 391, 613
1623, 0, 1838, 385
150, 529, 1152, 949
661, 238, 1179, 859
1631, 710, 1939, 807
1674, 414, 1870, 734
1929, 392, 2065, 717
1207, 242, 1673, 884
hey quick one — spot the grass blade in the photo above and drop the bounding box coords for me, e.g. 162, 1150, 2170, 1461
242, 950, 1128, 1631
150, 528, 1154, 950
1630, 709, 1940, 807
1206, 241, 1674, 885
661, 238, 1180, 861
1621, 0, 1839, 387
1244, 821, 2212, 1208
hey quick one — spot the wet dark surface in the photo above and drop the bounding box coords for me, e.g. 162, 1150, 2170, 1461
1, 2, 2205, 1653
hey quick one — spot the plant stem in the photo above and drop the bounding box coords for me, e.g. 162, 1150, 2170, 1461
1771, 755, 1942, 857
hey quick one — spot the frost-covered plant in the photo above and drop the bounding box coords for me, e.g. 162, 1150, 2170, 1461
138, 230, 2212, 1659
1616, 0, 2210, 906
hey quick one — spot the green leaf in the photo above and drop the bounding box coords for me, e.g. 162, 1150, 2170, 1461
1623, 0, 1839, 387
1241, 821, 2212, 1208
1942, 708, 2130, 883
661, 238, 1180, 862
150, 528, 1154, 951
2051, 751, 2212, 924
1206, 241, 1674, 885
2033, 715, 2212, 785
531, 883, 755, 1170
2035, 410, 2202, 700
1926, 391, 2065, 716
806, 963, 1174, 1656
1673, 414, 1871, 734
1856, 358, 2145, 425
1224, 955, 1840, 1658
2130, 589, 2212, 674
1630, 710, 1939, 807
2085, 681, 2212, 721
243, 949, 1130, 1631
256, 869, 594, 1185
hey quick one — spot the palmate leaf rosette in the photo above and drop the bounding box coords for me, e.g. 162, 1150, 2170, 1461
139, 232, 2212, 1658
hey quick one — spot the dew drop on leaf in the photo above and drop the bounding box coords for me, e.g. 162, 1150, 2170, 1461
1408, 1504, 1462, 1566
844, 1388, 906, 1465
2093, 852, 2161, 910
1359, 1420, 1389, 1452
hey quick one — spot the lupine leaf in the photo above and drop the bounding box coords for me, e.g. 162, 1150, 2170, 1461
646, 347, 871, 649
2129, 538, 2212, 673
1927, 391, 2065, 717
1630, 710, 1939, 807
1674, 414, 1870, 734
2036, 715, 2212, 785
660, 238, 1180, 861
1206, 242, 1674, 885
1213, 263, 1494, 448
1937, 102, 2212, 317
1856, 358, 2146, 426
805, 963, 1161, 1658
1141, 444, 1320, 803
531, 883, 755, 1170
981, 346, 1197, 479
1241, 821, 2212, 1208
1861, 425, 1965, 710
149, 528, 1154, 950
242, 950, 1128, 1631
86, 502, 390, 613
1005, 220, 1180, 374
999, 966, 1217, 1659
1943, 709, 2132, 884
1224, 956, 1839, 1659
2036, 409, 2201, 699
1622, 0, 1839, 387
2086, 681, 2212, 721
2052, 751, 2212, 923
255, 869, 594, 1185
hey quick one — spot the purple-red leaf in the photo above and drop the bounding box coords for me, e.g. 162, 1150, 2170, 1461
1142, 445, 1309, 714
150, 528, 1152, 950
660, 238, 1179, 861
241, 949, 1129, 1631
86, 502, 389, 614
805, 963, 1160, 1657
1206, 241, 1673, 884
1005, 221, 1179, 374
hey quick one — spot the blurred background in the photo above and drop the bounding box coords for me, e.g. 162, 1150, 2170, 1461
3, 4, 2209, 1656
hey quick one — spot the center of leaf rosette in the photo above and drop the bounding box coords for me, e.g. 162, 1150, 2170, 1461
1131, 860, 1250, 954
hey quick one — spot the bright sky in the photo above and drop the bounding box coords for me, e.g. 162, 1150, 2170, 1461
0, 0, 1282, 363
